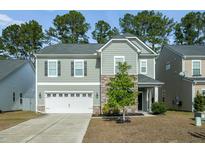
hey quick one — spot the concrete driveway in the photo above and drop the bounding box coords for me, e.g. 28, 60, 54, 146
0, 114, 91, 143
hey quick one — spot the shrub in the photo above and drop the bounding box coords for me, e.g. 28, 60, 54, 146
102, 103, 120, 116
194, 91, 205, 112
152, 102, 167, 114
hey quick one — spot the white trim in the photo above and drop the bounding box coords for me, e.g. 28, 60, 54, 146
97, 38, 141, 53
37, 82, 100, 86
192, 83, 195, 112
138, 82, 164, 85
35, 58, 38, 112
126, 36, 157, 55
114, 56, 125, 74
74, 59, 84, 77
192, 60, 201, 76
45, 90, 94, 93
48, 60, 58, 77
153, 58, 156, 79
100, 52, 102, 75
182, 59, 185, 72
139, 59, 147, 75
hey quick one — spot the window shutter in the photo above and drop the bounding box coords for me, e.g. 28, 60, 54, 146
71, 61, 74, 76
58, 61, 61, 76
84, 61, 87, 76
45, 61, 48, 76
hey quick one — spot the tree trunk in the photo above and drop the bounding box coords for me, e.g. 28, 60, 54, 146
122, 107, 126, 122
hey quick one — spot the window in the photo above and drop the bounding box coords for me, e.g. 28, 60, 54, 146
74, 60, 84, 77
88, 93, 92, 97
52, 93, 56, 97
76, 93, 80, 97
114, 56, 125, 74
82, 93, 86, 97
140, 59, 147, 74
48, 60, 58, 77
20, 93, 23, 104
202, 89, 205, 96
13, 92, 15, 102
47, 93, 51, 97
166, 63, 171, 71
192, 60, 201, 76
71, 93, 75, 97
59, 93, 63, 97
64, 94, 68, 97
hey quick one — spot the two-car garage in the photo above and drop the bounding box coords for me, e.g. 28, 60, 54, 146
45, 91, 93, 113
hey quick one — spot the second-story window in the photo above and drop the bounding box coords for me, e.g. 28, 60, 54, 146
114, 56, 125, 74
48, 60, 58, 77
74, 60, 84, 77
192, 60, 201, 76
140, 59, 147, 74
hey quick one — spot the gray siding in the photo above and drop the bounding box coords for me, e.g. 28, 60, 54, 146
37, 85, 100, 106
130, 39, 150, 54
101, 41, 138, 75
37, 58, 100, 82
138, 57, 155, 79
0, 63, 35, 111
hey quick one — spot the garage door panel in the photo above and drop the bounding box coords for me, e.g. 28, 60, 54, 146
45, 92, 93, 113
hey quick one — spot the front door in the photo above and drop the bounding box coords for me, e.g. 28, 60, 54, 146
138, 92, 142, 110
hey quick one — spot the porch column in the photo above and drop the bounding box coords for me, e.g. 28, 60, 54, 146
148, 88, 152, 112
154, 86, 159, 102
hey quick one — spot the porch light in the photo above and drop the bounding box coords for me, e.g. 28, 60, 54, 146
96, 92, 99, 99
39, 92, 42, 99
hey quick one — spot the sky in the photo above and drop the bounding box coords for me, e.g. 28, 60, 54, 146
0, 10, 203, 43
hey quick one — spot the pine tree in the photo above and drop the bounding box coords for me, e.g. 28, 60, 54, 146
106, 62, 137, 122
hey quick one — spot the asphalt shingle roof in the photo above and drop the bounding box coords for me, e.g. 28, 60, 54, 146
38, 43, 103, 55
0, 60, 26, 81
138, 74, 163, 84
166, 45, 205, 57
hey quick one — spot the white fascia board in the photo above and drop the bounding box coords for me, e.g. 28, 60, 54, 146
97, 38, 141, 53
138, 82, 164, 85
126, 36, 157, 55
37, 82, 100, 86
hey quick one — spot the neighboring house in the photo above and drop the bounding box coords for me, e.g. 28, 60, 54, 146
36, 33, 163, 114
156, 45, 205, 111
0, 60, 35, 112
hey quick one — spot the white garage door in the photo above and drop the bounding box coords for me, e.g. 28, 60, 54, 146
45, 92, 93, 113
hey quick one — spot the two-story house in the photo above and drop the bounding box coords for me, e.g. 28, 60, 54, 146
36, 33, 163, 114
156, 45, 205, 111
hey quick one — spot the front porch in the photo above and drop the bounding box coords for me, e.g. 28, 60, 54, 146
137, 74, 164, 112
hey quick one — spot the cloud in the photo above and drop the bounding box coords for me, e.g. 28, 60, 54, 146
0, 14, 23, 26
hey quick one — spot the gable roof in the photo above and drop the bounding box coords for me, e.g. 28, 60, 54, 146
0, 60, 27, 81
165, 45, 205, 58
38, 43, 103, 55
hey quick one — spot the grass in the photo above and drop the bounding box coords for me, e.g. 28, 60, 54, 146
0, 111, 42, 131
83, 111, 205, 143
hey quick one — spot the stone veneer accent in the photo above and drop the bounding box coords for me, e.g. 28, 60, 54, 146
37, 106, 45, 113
93, 106, 101, 115
100, 75, 138, 113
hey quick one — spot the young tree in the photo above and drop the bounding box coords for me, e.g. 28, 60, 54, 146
174, 12, 205, 45
120, 11, 174, 52
106, 62, 137, 122
47, 10, 90, 44
92, 20, 119, 44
